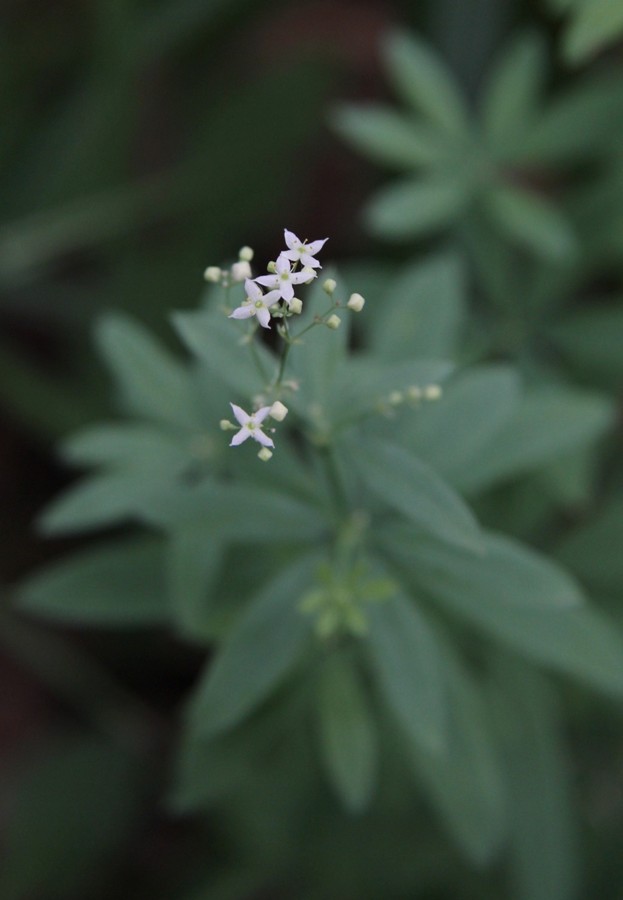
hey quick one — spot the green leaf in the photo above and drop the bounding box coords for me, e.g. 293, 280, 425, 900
172, 306, 275, 397
139, 479, 328, 543
549, 303, 623, 383
316, 651, 378, 813
407, 648, 507, 865
61, 422, 190, 473
96, 314, 199, 429
365, 592, 447, 754
330, 104, 444, 169
400, 366, 522, 485
17, 538, 170, 626
556, 495, 623, 598
372, 253, 466, 361
364, 175, 470, 240
521, 72, 623, 164
564, 0, 623, 63
167, 526, 223, 639
0, 737, 142, 900
353, 438, 482, 553
483, 32, 547, 155
383, 526, 623, 695
489, 660, 579, 900
458, 386, 615, 494
189, 553, 320, 736
485, 184, 577, 260
38, 472, 164, 535
382, 30, 469, 135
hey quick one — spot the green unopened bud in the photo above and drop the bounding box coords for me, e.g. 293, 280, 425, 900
267, 260, 277, 274
238, 245, 254, 262
326, 314, 341, 330
220, 419, 234, 431
204, 266, 222, 283
289, 297, 303, 314
424, 384, 442, 400
257, 447, 273, 462
322, 278, 337, 296
407, 386, 423, 402
347, 292, 365, 312
388, 391, 403, 406
270, 401, 289, 422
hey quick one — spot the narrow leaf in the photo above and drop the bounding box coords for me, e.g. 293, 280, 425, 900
365, 176, 470, 240
331, 104, 444, 169
485, 184, 577, 260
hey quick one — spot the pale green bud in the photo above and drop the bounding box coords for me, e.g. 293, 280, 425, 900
289, 297, 303, 314
204, 266, 222, 283
257, 447, 273, 462
267, 260, 277, 274
231, 260, 251, 282
322, 278, 337, 295
270, 401, 289, 422
326, 314, 341, 330
347, 292, 365, 312
424, 384, 442, 400
388, 390, 403, 406
238, 245, 254, 262
407, 386, 423, 402
220, 419, 234, 431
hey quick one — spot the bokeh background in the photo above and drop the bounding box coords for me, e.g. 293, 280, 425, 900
1, 1, 623, 898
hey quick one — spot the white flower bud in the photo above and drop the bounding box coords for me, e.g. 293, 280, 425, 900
258, 447, 273, 462
204, 266, 222, 283
322, 278, 337, 296
267, 260, 277, 274
220, 419, 234, 430
388, 391, 403, 406
289, 297, 303, 314
326, 314, 341, 330
424, 384, 442, 400
407, 386, 423, 402
231, 260, 252, 282
270, 401, 289, 422
238, 245, 254, 262
347, 292, 365, 312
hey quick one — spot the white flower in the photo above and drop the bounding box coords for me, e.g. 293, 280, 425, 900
255, 253, 311, 304
229, 404, 275, 448
229, 279, 281, 329
282, 229, 328, 269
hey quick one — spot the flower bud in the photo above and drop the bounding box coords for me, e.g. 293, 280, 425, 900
270, 401, 289, 422
267, 260, 277, 274
322, 278, 337, 296
388, 391, 403, 406
303, 266, 316, 284
289, 297, 303, 314
326, 314, 341, 330
204, 266, 222, 283
238, 245, 254, 262
424, 384, 442, 400
258, 447, 273, 462
347, 292, 365, 312
231, 260, 252, 282
407, 386, 423, 402
220, 419, 234, 431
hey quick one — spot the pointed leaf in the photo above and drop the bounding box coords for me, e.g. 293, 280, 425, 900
485, 184, 577, 260
331, 104, 444, 169
365, 176, 470, 240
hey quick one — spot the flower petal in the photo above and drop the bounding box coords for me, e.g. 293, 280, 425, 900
255, 306, 271, 328
244, 278, 262, 301
255, 274, 279, 289
263, 290, 282, 307
229, 306, 254, 320
230, 428, 251, 446
306, 237, 328, 255
230, 403, 250, 426
280, 281, 294, 302
284, 229, 300, 250
300, 253, 322, 268
253, 406, 272, 424
254, 430, 275, 448
275, 253, 291, 274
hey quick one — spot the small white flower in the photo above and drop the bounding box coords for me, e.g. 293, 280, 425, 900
229, 404, 275, 448
238, 245, 254, 262
204, 266, 222, 283
322, 278, 337, 295
229, 279, 281, 329
347, 292, 365, 312
282, 229, 328, 269
255, 253, 311, 304
231, 260, 252, 282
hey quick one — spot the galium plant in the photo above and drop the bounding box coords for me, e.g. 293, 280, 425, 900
17, 229, 623, 898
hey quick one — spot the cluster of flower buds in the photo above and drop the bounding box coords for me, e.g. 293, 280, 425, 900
203, 245, 255, 287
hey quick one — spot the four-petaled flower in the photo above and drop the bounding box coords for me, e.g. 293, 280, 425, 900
229, 403, 274, 448
255, 253, 311, 304
229, 279, 281, 329
282, 229, 328, 269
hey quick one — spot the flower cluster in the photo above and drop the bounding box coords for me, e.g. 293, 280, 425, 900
210, 229, 365, 460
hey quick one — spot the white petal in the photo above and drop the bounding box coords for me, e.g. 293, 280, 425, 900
280, 281, 294, 302
290, 270, 310, 284
275, 253, 291, 274
244, 278, 262, 300
256, 306, 271, 328
253, 406, 272, 424
263, 290, 282, 307
284, 229, 300, 250
306, 237, 328, 255
300, 253, 322, 268
255, 274, 279, 289
229, 306, 254, 320
230, 403, 250, 426
230, 428, 251, 446
254, 430, 275, 448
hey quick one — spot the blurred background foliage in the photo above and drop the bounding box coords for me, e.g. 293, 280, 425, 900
1, 0, 623, 898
